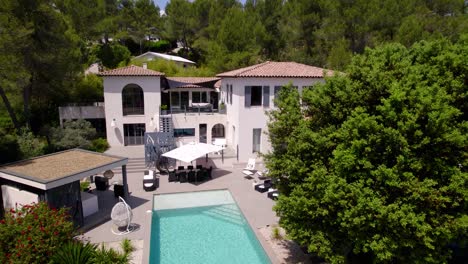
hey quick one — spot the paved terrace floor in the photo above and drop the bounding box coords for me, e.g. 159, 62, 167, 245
84, 146, 280, 263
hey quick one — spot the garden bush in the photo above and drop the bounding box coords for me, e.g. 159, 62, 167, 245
50, 241, 97, 264
145, 40, 171, 53
88, 138, 110, 153
50, 119, 97, 151
0, 202, 75, 263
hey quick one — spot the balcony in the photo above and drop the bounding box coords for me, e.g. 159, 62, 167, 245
162, 104, 226, 116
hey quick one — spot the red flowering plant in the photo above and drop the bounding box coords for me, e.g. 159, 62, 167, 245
0, 202, 75, 264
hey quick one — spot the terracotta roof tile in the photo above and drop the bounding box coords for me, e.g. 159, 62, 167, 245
98, 65, 164, 76
216, 61, 333, 78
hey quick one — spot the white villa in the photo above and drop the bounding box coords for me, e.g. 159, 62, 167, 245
60, 61, 330, 161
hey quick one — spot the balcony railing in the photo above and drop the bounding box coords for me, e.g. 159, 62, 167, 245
161, 105, 226, 116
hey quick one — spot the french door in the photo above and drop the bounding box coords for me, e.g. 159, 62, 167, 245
124, 123, 146, 145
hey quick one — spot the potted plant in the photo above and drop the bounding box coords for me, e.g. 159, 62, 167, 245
160, 104, 168, 115
219, 101, 226, 113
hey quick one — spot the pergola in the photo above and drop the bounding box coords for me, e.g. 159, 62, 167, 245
0, 149, 128, 226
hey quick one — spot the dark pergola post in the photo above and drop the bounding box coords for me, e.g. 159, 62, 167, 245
122, 165, 129, 197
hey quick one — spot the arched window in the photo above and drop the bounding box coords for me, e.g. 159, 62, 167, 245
122, 84, 144, 115
212, 124, 225, 138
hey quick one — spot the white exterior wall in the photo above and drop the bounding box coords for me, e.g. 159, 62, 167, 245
1, 185, 39, 210
171, 114, 226, 145
222, 77, 324, 161
103, 76, 161, 146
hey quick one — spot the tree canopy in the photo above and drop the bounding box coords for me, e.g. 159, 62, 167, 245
265, 37, 468, 263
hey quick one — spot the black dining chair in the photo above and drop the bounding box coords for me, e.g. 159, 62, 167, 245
187, 165, 194, 170
178, 171, 188, 183
196, 169, 205, 182
168, 170, 177, 182
207, 166, 213, 179
196, 165, 203, 170
177, 166, 185, 171
187, 170, 196, 182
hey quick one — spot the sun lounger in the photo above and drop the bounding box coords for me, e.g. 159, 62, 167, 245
267, 189, 279, 200
143, 170, 157, 191
242, 158, 256, 179
255, 179, 272, 193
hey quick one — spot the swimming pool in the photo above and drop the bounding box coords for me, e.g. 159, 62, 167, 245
149, 190, 271, 264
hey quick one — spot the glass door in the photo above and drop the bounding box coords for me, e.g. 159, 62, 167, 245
199, 124, 207, 143
181, 91, 189, 112
124, 123, 146, 145
210, 91, 219, 110
252, 128, 261, 153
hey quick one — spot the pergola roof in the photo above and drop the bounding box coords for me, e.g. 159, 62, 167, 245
0, 149, 127, 190
165, 77, 220, 90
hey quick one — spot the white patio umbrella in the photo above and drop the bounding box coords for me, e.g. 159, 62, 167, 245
161, 142, 224, 163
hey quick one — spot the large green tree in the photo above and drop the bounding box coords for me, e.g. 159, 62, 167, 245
266, 37, 468, 263
0, 0, 82, 130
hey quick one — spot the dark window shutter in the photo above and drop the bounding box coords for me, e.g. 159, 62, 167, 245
263, 86, 270, 107
274, 86, 281, 106
245, 86, 251, 107
225, 84, 228, 103
230, 85, 233, 104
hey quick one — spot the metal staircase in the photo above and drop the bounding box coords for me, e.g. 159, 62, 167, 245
145, 115, 176, 171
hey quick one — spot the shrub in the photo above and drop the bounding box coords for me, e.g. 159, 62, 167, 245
51, 241, 97, 264
50, 237, 135, 264
80, 181, 90, 192
120, 238, 134, 255
145, 40, 171, 53
95, 43, 131, 69
0, 130, 20, 164
271, 226, 282, 240
0, 202, 75, 263
92, 244, 129, 264
71, 74, 104, 103
17, 128, 46, 159
50, 119, 97, 151
87, 138, 109, 153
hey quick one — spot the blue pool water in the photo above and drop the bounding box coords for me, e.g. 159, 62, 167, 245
149, 191, 271, 264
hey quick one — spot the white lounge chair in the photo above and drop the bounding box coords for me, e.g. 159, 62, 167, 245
242, 158, 256, 179
143, 170, 156, 191
267, 188, 279, 200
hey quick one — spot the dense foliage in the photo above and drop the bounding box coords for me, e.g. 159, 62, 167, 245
0, 202, 75, 263
50, 119, 98, 151
51, 239, 134, 264
266, 37, 468, 263
0, 202, 133, 264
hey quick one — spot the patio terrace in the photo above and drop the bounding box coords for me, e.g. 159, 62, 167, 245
83, 146, 282, 263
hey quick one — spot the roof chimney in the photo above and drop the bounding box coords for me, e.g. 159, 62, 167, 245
142, 63, 147, 69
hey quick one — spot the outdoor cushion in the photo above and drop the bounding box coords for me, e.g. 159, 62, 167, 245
242, 170, 254, 176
